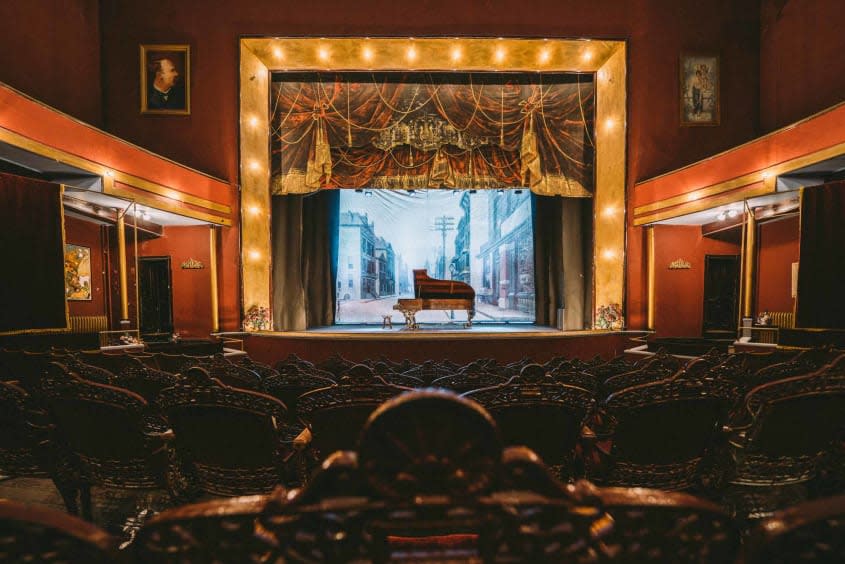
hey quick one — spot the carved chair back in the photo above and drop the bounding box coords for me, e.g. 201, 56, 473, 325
190, 353, 263, 391
157, 367, 297, 496
585, 355, 636, 382
728, 357, 845, 486
431, 368, 508, 393
236, 355, 279, 380
0, 498, 117, 563
296, 367, 411, 461
746, 493, 845, 563
594, 377, 740, 490
597, 487, 740, 563
133, 495, 272, 563
463, 365, 596, 480
41, 362, 173, 520
402, 359, 453, 386
315, 353, 355, 378
261, 392, 609, 563
0, 380, 51, 479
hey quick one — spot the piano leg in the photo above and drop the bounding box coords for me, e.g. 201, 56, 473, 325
400, 309, 418, 330
465, 308, 475, 328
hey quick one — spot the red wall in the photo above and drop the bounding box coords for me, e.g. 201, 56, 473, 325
138, 226, 213, 338
0, 0, 102, 127
64, 215, 108, 317
652, 225, 740, 337
97, 0, 760, 184
760, 0, 845, 132
756, 214, 799, 314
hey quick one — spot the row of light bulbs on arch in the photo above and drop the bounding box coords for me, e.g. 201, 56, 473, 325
269, 43, 595, 67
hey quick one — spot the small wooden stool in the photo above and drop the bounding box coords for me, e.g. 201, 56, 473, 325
382, 315, 393, 329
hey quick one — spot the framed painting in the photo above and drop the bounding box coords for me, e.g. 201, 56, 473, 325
680, 54, 719, 126
64, 244, 92, 301
140, 44, 190, 115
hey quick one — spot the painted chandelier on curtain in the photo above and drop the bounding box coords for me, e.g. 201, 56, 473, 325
270, 72, 595, 196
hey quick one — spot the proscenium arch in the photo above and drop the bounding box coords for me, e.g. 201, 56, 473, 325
239, 37, 626, 330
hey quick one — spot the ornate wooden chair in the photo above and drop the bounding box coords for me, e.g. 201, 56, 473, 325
156, 367, 300, 496
40, 361, 176, 521
296, 366, 411, 467
585, 377, 740, 491
0, 380, 81, 515
597, 487, 740, 563
362, 360, 420, 387
262, 363, 335, 417
235, 355, 279, 380
431, 363, 508, 393
0, 498, 117, 563
133, 494, 273, 563
726, 356, 845, 488
315, 353, 356, 379
260, 390, 609, 563
584, 355, 636, 383
401, 359, 454, 386
189, 353, 263, 391
745, 493, 845, 563
463, 364, 596, 481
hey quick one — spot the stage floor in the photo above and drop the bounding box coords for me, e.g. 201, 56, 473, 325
306, 323, 561, 335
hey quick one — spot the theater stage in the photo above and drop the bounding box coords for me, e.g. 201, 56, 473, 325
241, 326, 647, 366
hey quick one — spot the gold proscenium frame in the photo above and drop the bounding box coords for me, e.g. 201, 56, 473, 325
239, 37, 627, 329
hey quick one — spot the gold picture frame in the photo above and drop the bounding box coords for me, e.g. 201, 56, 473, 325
140, 44, 190, 115
64, 244, 92, 301
680, 53, 719, 126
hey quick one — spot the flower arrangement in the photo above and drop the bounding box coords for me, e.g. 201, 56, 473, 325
244, 305, 270, 331
596, 303, 623, 330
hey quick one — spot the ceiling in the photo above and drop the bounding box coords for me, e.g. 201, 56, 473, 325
0, 141, 210, 227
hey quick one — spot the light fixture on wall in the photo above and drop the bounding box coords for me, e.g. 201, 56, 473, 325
727, 209, 739, 219
716, 211, 727, 221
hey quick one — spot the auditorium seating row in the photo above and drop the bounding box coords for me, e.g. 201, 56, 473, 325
1, 346, 842, 526
1, 390, 843, 563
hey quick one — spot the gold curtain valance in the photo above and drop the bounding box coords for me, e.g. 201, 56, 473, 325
270, 72, 594, 196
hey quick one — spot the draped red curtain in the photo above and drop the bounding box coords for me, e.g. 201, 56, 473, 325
795, 181, 845, 329
270, 72, 594, 196
0, 173, 67, 333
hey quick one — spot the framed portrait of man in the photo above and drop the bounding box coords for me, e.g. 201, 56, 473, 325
680, 54, 719, 126
140, 44, 190, 115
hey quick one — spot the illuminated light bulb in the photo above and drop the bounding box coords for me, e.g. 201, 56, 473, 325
104, 170, 115, 177
716, 211, 727, 221
450, 46, 463, 63
494, 46, 506, 63
604, 117, 616, 130
317, 46, 330, 61
602, 248, 617, 261
538, 48, 551, 64
761, 170, 772, 180
249, 249, 261, 261
142, 212, 151, 221
248, 115, 259, 128
727, 209, 739, 219
248, 205, 261, 216
582, 50, 593, 62
406, 46, 417, 63
361, 46, 374, 62
602, 205, 617, 217
272, 47, 284, 60
249, 160, 261, 172
597, 69, 607, 81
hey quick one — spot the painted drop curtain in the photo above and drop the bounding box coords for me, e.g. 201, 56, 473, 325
270, 72, 594, 196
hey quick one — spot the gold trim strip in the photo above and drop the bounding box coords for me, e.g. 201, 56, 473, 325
209, 226, 219, 332
105, 183, 233, 226
117, 213, 129, 320
0, 127, 231, 217
248, 328, 646, 341
742, 210, 756, 318
634, 139, 845, 217
633, 182, 772, 226
646, 226, 655, 330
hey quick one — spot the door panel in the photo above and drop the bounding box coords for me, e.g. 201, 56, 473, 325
139, 257, 173, 336
702, 255, 740, 336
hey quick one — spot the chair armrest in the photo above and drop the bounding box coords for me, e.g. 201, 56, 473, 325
293, 427, 312, 451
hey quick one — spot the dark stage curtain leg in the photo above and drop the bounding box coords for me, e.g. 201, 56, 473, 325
272, 191, 339, 331
795, 181, 845, 329
533, 195, 586, 329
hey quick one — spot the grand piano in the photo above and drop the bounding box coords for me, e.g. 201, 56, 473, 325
393, 269, 476, 329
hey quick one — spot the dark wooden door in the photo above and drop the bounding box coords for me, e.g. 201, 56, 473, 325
702, 255, 740, 336
139, 257, 173, 336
